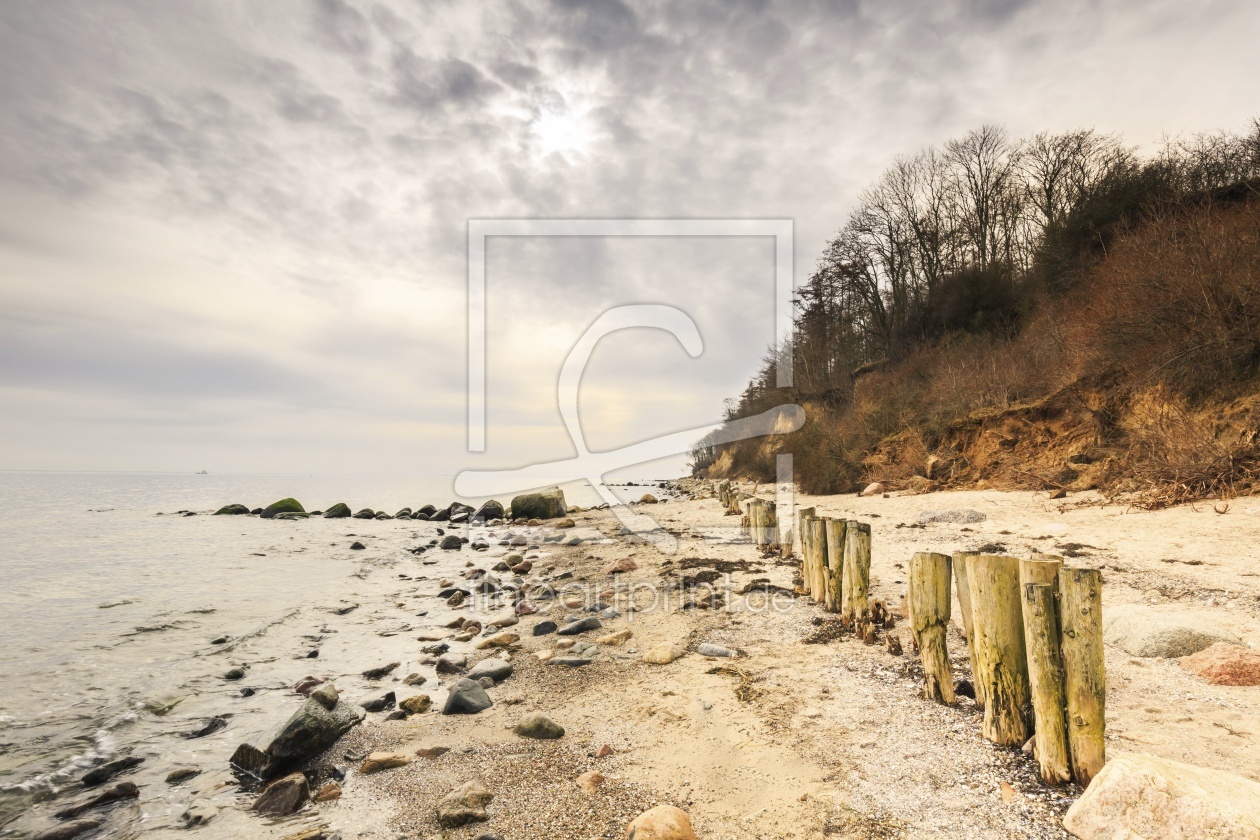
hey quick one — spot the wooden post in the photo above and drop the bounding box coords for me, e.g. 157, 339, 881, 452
778, 509, 793, 559
761, 498, 771, 551
952, 551, 982, 709
1020, 556, 1062, 590
841, 521, 872, 620
967, 555, 1031, 747
824, 519, 847, 612
751, 500, 766, 548
1022, 581, 1071, 784
797, 508, 815, 595
807, 518, 828, 603
909, 552, 954, 704
1060, 567, 1105, 787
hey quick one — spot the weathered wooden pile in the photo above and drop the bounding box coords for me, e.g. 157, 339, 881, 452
713, 480, 1105, 789
915, 551, 1106, 787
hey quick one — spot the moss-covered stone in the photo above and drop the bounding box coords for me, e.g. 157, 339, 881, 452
214, 504, 251, 516
261, 498, 305, 519
352, 508, 376, 519
323, 503, 352, 519
510, 487, 567, 520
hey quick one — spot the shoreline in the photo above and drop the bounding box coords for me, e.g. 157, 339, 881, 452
10, 483, 1260, 839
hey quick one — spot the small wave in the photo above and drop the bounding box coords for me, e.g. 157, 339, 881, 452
193, 606, 303, 656
97, 599, 136, 609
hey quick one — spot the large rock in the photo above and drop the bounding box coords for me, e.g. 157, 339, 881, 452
1063, 752, 1260, 839
513, 712, 564, 739
625, 805, 698, 839
436, 779, 493, 827
468, 658, 513, 682
261, 498, 305, 519
352, 508, 376, 519
214, 504, 251, 515
323, 502, 351, 518
252, 771, 309, 816
1181, 642, 1260, 686
442, 679, 493, 715
474, 499, 505, 521
229, 682, 365, 780
510, 487, 567, 520
1104, 605, 1241, 658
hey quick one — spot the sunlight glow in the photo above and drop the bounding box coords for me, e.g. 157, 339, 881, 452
531, 108, 592, 157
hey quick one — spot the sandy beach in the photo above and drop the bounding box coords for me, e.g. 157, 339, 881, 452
74, 482, 1253, 840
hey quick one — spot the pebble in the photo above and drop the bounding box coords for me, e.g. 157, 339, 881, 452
360, 751, 412, 774
165, 767, 200, 785
557, 617, 602, 636
576, 770, 605, 793
643, 644, 684, 665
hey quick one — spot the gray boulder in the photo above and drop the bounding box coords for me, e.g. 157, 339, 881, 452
352, 508, 376, 519
214, 504, 250, 516
468, 658, 513, 682
510, 487, 567, 520
442, 678, 493, 715
229, 682, 365, 780
323, 502, 352, 518
474, 500, 505, 521
1104, 604, 1241, 658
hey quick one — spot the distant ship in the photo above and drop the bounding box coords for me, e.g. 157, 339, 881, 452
196, 469, 208, 475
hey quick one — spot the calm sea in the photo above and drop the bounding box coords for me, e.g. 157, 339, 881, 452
0, 471, 650, 836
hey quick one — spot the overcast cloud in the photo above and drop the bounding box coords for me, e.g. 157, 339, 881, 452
1, 0, 1258, 476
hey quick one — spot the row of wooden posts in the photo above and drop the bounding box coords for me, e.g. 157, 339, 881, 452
911, 550, 1106, 787
718, 481, 881, 623
714, 480, 1106, 788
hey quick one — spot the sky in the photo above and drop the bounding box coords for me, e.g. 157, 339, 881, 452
1, 0, 1258, 478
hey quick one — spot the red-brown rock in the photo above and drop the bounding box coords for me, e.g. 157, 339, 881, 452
1181, 642, 1260, 686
